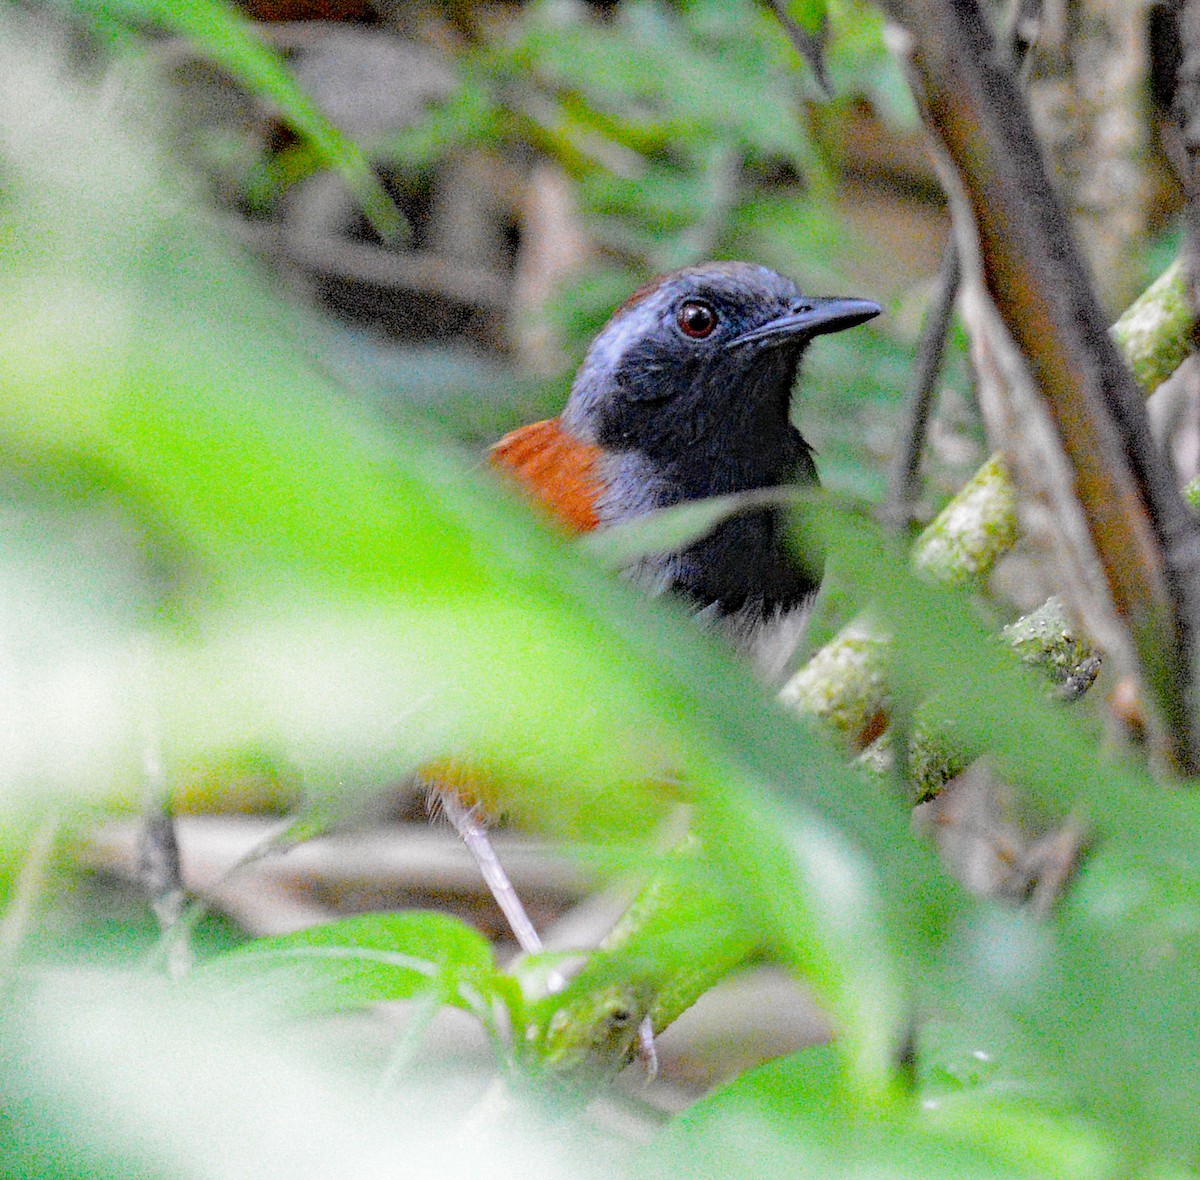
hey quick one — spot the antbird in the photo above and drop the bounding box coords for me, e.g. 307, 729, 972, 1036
432, 260, 880, 1053
492, 260, 879, 679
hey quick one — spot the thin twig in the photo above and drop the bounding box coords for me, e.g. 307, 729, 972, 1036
438, 792, 546, 958
135, 640, 191, 979
883, 240, 961, 529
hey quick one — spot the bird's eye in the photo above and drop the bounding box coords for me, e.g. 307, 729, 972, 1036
677, 300, 718, 339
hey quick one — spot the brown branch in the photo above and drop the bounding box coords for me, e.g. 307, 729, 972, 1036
876, 0, 1200, 774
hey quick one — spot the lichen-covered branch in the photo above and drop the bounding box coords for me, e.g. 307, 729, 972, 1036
906, 596, 1102, 801
1111, 260, 1195, 395
910, 453, 1018, 586
786, 596, 1100, 796
779, 622, 890, 746
1001, 595, 1105, 701
785, 246, 1195, 772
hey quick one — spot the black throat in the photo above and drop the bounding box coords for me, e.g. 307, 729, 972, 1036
658, 426, 819, 618
601, 418, 820, 618
592, 339, 822, 617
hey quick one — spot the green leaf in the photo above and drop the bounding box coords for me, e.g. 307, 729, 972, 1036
62, 0, 404, 239
649, 1046, 1040, 1179
786, 0, 828, 37
528, 841, 757, 1075
800, 495, 1200, 869
580, 489, 796, 569
192, 911, 500, 1020
0, 17, 955, 1110
0, 972, 611, 1180
943, 855, 1200, 1167
800, 493, 1200, 1163
688, 761, 926, 1104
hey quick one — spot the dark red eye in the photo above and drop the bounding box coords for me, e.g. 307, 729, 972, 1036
677, 300, 717, 339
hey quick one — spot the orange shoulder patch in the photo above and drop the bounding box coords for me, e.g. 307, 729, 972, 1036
490, 418, 604, 533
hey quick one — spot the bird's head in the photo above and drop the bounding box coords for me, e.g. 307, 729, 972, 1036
562, 261, 881, 469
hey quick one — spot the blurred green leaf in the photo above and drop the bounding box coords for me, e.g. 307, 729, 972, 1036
377, 74, 504, 171
61, 0, 404, 240
917, 1008, 1123, 1179
685, 758, 930, 1104
12, 3, 1200, 1178
527, 841, 755, 1072
0, 972, 612, 1180
649, 1045, 1039, 1179
0, 12, 649, 823
801, 497, 1200, 865
825, 0, 919, 128
193, 911, 501, 1021
799, 494, 1200, 1163
0, 17, 961, 1115
947, 854, 1200, 1167
785, 0, 828, 37
580, 488, 795, 569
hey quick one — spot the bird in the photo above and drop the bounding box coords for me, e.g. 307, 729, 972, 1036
492, 260, 880, 681
431, 260, 880, 1054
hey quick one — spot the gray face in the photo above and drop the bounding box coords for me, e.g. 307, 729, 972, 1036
562, 262, 810, 455
559, 262, 880, 622
561, 262, 879, 479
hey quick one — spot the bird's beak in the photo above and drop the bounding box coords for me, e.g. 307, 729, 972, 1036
726, 297, 882, 349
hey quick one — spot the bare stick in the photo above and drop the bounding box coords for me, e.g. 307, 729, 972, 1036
438, 792, 545, 957
135, 642, 191, 978
883, 240, 961, 529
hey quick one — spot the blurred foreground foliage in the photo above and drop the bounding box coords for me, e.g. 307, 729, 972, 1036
2, 3, 1200, 1180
